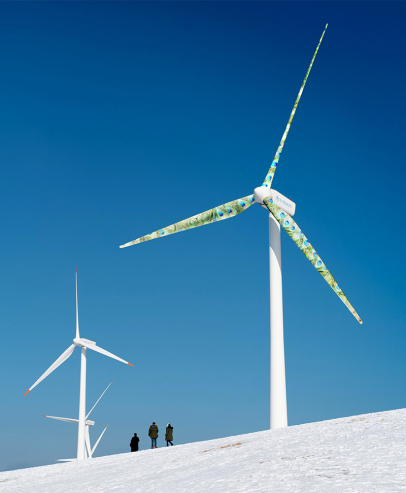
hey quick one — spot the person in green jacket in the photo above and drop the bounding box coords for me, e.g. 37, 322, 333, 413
148, 422, 158, 449
165, 423, 173, 446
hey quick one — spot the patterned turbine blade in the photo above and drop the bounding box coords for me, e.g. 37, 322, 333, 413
120, 195, 256, 248
263, 197, 362, 324
262, 25, 328, 189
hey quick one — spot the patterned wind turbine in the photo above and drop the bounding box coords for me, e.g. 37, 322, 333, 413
24, 271, 134, 459
43, 380, 114, 462
120, 25, 362, 429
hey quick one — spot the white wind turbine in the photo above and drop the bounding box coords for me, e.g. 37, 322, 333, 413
43, 380, 114, 462
119, 26, 362, 430
24, 270, 134, 460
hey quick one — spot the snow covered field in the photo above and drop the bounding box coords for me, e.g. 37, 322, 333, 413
1, 408, 405, 493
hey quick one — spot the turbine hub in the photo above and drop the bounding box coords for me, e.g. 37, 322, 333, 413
73, 337, 96, 346
254, 187, 297, 216
254, 187, 272, 206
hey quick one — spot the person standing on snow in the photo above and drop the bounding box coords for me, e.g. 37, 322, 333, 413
130, 432, 140, 452
165, 423, 173, 446
148, 422, 159, 449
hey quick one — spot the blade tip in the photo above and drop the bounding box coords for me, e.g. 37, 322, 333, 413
24, 390, 30, 396
120, 240, 138, 249
128, 363, 134, 367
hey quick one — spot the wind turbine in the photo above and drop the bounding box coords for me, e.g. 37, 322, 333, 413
43, 380, 113, 462
119, 25, 362, 429
24, 270, 134, 459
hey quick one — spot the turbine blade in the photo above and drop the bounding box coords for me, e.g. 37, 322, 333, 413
24, 344, 76, 395
43, 415, 94, 426
263, 197, 362, 324
120, 194, 256, 248
76, 267, 80, 340
85, 426, 91, 458
80, 340, 134, 366
43, 415, 79, 424
86, 380, 114, 419
91, 425, 108, 456
262, 25, 328, 189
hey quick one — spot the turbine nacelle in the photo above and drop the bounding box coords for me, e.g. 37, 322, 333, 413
73, 338, 96, 347
254, 187, 296, 217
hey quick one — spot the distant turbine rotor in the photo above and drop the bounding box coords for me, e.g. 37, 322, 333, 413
43, 380, 114, 460
25, 271, 133, 460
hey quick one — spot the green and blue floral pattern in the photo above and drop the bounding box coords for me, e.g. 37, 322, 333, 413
263, 196, 362, 324
120, 195, 255, 248
120, 26, 362, 326
262, 25, 328, 189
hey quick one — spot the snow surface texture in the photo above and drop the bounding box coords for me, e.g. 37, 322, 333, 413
1, 408, 405, 492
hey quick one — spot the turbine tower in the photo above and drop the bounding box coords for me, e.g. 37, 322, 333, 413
119, 25, 362, 429
43, 380, 114, 461
24, 271, 134, 459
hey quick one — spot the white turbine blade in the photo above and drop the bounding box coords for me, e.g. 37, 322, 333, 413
43, 415, 79, 424
85, 426, 91, 458
91, 425, 108, 456
43, 415, 94, 426
24, 344, 76, 396
55, 458, 76, 462
76, 267, 80, 339
80, 340, 134, 367
86, 380, 114, 419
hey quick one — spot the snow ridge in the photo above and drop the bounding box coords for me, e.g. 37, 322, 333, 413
1, 408, 405, 492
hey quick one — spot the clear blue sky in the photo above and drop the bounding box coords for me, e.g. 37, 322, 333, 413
1, 1, 405, 471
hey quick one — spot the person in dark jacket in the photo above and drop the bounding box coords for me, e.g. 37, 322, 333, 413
130, 433, 140, 452
148, 422, 158, 449
165, 423, 173, 446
